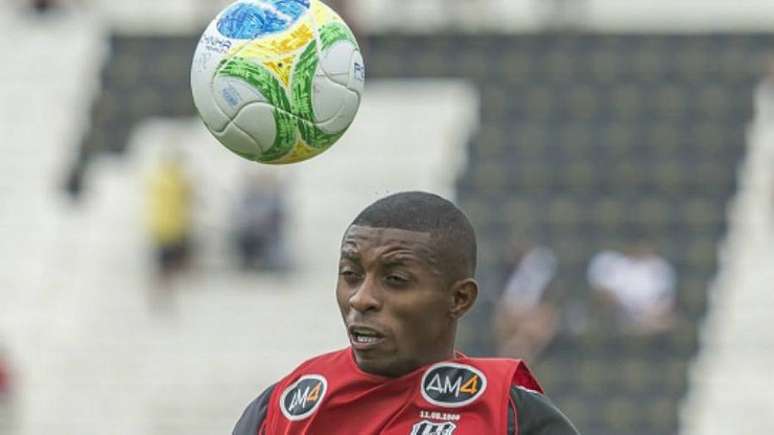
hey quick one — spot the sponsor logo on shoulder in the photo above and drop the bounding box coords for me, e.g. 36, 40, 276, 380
279, 374, 327, 421
420, 362, 487, 408
410, 420, 457, 435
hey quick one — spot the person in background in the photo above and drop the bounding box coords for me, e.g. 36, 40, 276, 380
231, 172, 287, 272
587, 240, 677, 335
145, 152, 194, 286
494, 242, 561, 362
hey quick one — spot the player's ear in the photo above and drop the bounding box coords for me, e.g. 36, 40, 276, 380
448, 278, 478, 320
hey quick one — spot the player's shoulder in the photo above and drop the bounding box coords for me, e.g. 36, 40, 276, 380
232, 349, 350, 435
463, 356, 545, 393
509, 386, 580, 435
232, 383, 276, 435
463, 357, 578, 434
279, 347, 351, 380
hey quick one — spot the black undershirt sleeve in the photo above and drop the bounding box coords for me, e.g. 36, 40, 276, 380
232, 384, 276, 435
508, 386, 580, 435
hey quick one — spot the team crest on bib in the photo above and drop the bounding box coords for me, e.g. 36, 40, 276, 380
420, 362, 487, 407
279, 374, 327, 421
410, 420, 457, 435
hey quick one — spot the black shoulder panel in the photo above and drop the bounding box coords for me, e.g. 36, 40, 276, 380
233, 384, 276, 435
509, 386, 580, 435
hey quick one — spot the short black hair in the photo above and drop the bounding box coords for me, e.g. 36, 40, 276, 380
349, 191, 477, 281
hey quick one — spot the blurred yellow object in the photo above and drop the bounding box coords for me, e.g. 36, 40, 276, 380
146, 160, 192, 245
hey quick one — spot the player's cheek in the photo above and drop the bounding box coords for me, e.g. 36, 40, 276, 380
404, 308, 437, 347
334, 281, 349, 314
389, 311, 418, 351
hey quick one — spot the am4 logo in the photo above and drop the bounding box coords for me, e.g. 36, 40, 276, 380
410, 420, 457, 435
421, 363, 487, 407
279, 375, 327, 421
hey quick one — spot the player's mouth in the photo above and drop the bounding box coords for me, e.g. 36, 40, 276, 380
348, 325, 386, 350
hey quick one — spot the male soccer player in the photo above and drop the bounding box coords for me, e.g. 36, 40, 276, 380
234, 191, 579, 434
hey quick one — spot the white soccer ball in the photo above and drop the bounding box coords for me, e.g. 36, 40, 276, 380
191, 0, 365, 164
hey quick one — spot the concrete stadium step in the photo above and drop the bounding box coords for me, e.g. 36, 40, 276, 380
681, 124, 774, 434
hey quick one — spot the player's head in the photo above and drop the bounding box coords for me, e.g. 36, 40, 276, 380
336, 191, 479, 377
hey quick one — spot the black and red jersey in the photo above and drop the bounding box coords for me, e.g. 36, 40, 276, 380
234, 347, 578, 435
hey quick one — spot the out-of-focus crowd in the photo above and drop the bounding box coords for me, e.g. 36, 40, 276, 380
494, 238, 677, 363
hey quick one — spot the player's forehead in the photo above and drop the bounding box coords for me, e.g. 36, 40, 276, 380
340, 225, 435, 260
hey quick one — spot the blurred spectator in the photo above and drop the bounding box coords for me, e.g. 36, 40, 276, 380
494, 243, 561, 362
231, 172, 287, 272
145, 152, 194, 284
587, 242, 676, 335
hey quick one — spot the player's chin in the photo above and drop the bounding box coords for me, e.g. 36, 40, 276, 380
353, 352, 399, 377
351, 345, 395, 371
350, 340, 388, 362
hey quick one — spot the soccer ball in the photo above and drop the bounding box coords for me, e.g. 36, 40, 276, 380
191, 0, 365, 164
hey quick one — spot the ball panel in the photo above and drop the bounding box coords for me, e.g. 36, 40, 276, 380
191, 24, 233, 132
216, 0, 310, 40
232, 102, 278, 153
289, 27, 360, 142
311, 73, 346, 123
212, 76, 268, 121
315, 87, 359, 135
318, 40, 357, 85
215, 122, 261, 160
226, 14, 315, 65
262, 117, 340, 164
290, 40, 318, 124
216, 57, 292, 114
318, 21, 356, 51
260, 138, 319, 164
347, 49, 365, 95
296, 115, 345, 150
192, 81, 232, 133
262, 55, 299, 88
255, 105, 298, 161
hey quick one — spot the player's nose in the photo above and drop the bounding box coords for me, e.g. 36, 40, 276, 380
348, 275, 381, 313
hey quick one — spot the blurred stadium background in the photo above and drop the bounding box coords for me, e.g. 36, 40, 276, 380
1, 0, 774, 434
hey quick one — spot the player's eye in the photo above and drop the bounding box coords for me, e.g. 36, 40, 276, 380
339, 268, 361, 282
385, 274, 409, 287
